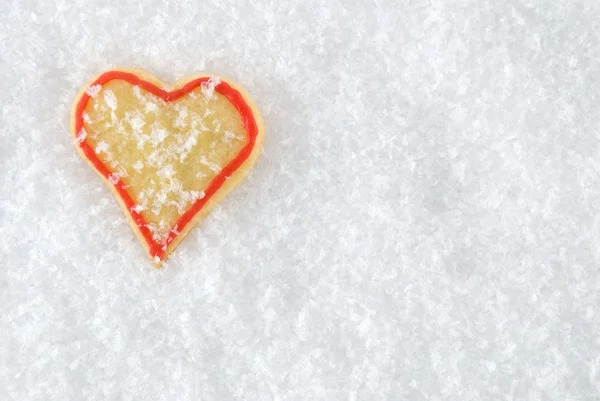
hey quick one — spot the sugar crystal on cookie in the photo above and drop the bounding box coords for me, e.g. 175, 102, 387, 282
86, 84, 102, 97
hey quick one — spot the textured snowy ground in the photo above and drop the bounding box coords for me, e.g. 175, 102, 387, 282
1, 1, 600, 399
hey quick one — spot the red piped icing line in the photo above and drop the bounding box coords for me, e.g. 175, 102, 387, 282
74, 71, 258, 261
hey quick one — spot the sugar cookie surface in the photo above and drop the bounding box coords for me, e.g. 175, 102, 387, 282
82, 79, 247, 243
71, 69, 265, 265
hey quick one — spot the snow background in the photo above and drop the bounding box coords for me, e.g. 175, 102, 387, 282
1, 0, 600, 399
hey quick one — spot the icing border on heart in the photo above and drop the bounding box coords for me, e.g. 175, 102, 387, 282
71, 69, 263, 265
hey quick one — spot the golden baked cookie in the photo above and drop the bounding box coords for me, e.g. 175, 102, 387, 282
71, 68, 265, 266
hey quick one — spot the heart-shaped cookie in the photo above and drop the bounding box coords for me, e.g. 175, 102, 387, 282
71, 68, 265, 266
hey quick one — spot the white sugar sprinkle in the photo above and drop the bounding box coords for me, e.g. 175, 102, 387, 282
95, 141, 109, 154
108, 173, 120, 185
201, 76, 221, 99
103, 89, 118, 110
75, 128, 87, 143
132, 160, 144, 172
86, 84, 101, 97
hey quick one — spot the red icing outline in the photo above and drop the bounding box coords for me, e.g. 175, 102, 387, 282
74, 71, 258, 261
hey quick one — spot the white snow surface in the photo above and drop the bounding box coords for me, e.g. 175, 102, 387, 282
1, 1, 600, 400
